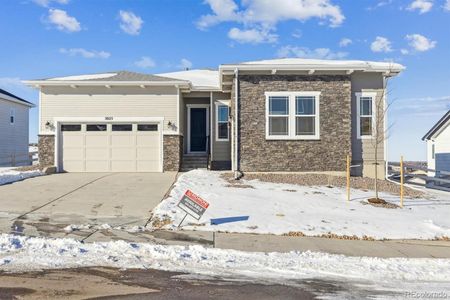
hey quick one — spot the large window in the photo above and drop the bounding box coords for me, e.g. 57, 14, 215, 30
266, 92, 320, 140
356, 92, 376, 138
216, 102, 230, 141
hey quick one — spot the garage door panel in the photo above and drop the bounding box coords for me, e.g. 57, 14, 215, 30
86, 148, 109, 159
62, 161, 84, 172
136, 135, 159, 146
137, 147, 160, 159
85, 161, 109, 172
111, 135, 134, 146
111, 161, 135, 172
61, 122, 161, 172
85, 135, 108, 147
137, 160, 160, 172
62, 135, 84, 147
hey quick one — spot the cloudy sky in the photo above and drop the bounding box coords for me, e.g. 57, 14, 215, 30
0, 0, 449, 161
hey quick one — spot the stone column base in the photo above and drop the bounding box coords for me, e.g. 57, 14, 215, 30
38, 134, 55, 167
163, 135, 183, 171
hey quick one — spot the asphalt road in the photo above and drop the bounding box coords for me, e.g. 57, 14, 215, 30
0, 267, 402, 299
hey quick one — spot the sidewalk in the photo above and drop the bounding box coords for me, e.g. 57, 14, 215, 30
83, 229, 450, 258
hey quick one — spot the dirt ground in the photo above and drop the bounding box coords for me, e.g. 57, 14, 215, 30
222, 173, 425, 198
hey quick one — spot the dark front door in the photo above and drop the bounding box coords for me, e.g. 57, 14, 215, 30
190, 108, 207, 152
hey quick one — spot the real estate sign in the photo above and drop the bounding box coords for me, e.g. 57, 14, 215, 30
177, 190, 210, 220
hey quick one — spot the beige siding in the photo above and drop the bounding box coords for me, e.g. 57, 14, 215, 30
351, 72, 386, 178
0, 99, 30, 166
40, 86, 178, 134
211, 92, 231, 161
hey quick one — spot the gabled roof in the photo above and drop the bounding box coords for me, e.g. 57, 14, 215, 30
422, 110, 450, 141
220, 58, 405, 74
24, 71, 190, 88
0, 88, 34, 107
157, 69, 220, 90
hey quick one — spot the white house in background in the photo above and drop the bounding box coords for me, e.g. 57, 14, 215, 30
422, 110, 450, 176
0, 88, 34, 167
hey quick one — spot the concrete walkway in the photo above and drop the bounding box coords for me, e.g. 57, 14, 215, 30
78, 229, 450, 259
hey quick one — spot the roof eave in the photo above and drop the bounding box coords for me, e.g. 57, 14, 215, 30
422, 111, 450, 141
23, 80, 191, 88
219, 64, 404, 74
0, 94, 34, 107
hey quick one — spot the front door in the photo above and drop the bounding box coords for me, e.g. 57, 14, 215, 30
190, 108, 207, 152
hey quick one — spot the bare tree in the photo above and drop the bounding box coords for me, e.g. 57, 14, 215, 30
370, 66, 396, 200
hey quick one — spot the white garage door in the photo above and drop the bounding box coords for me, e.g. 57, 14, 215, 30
60, 123, 161, 172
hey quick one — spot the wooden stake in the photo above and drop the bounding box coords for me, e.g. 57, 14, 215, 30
346, 155, 350, 202
178, 213, 188, 228
400, 156, 404, 208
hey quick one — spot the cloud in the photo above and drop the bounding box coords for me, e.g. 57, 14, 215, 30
32, 0, 69, 7
406, 34, 436, 51
371, 36, 393, 52
228, 27, 278, 44
59, 48, 111, 59
197, 0, 344, 43
339, 38, 352, 47
292, 29, 302, 39
444, 0, 450, 10
367, 0, 393, 10
47, 9, 80, 32
134, 56, 156, 69
177, 58, 193, 70
119, 10, 143, 35
393, 95, 450, 117
400, 48, 410, 55
407, 0, 433, 13
277, 46, 348, 59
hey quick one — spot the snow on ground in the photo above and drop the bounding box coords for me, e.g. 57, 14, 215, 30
0, 234, 449, 295
0, 168, 43, 186
150, 170, 450, 240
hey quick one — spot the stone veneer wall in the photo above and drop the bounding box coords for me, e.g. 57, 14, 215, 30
163, 135, 183, 171
38, 135, 55, 167
235, 75, 352, 172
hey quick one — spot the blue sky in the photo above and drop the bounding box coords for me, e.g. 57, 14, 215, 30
0, 0, 449, 161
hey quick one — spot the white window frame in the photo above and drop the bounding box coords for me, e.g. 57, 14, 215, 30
356, 92, 377, 139
265, 91, 320, 140
215, 100, 230, 142
10, 108, 15, 125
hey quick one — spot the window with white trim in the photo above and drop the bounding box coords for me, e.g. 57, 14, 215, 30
356, 92, 376, 138
10, 108, 15, 125
266, 92, 320, 140
216, 102, 230, 141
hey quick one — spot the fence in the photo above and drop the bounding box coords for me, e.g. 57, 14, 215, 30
0, 151, 38, 167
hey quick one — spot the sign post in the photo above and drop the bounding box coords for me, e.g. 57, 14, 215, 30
177, 190, 210, 227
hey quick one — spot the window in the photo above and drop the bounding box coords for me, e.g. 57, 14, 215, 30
432, 143, 435, 159
138, 124, 158, 131
112, 124, 133, 131
87, 124, 107, 131
61, 124, 81, 131
10, 109, 15, 125
356, 92, 376, 138
216, 103, 230, 141
265, 92, 320, 140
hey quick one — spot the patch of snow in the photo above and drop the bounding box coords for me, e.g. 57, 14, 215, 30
64, 224, 92, 233
157, 69, 219, 89
150, 170, 450, 240
236, 58, 404, 71
48, 73, 117, 81
0, 169, 43, 186
0, 234, 449, 295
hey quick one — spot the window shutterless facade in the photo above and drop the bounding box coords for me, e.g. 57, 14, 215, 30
356, 92, 377, 139
265, 92, 320, 140
215, 101, 230, 141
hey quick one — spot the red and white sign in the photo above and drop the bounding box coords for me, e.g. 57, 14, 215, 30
177, 190, 210, 220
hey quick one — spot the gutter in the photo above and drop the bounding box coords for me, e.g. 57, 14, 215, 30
23, 80, 191, 88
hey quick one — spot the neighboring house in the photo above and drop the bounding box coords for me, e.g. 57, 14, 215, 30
422, 110, 450, 176
0, 89, 34, 166
24, 58, 404, 178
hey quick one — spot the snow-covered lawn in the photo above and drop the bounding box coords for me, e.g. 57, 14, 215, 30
150, 170, 450, 240
0, 168, 43, 185
0, 234, 449, 296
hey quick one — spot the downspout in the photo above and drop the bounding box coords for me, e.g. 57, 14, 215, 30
233, 68, 242, 179
383, 75, 389, 179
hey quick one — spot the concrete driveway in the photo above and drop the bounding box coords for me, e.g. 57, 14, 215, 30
0, 172, 177, 237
